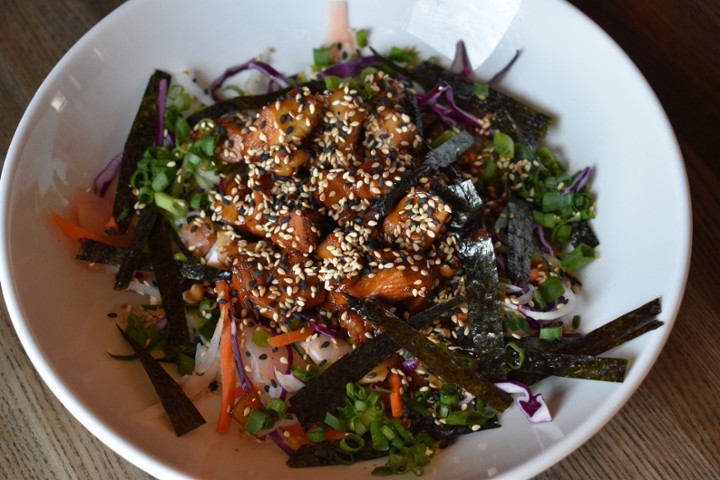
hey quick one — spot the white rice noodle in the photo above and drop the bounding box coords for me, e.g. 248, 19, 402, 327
520, 284, 577, 321
300, 332, 351, 367
127, 279, 161, 299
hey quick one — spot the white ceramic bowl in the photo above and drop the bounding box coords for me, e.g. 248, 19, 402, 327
0, 0, 691, 479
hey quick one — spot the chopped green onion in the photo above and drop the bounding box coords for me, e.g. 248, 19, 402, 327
386, 46, 418, 64
542, 191, 574, 213
539, 325, 564, 341
290, 364, 319, 382
355, 28, 369, 47
349, 416, 368, 435
333, 449, 355, 465
324, 411, 346, 432
430, 129, 456, 148
154, 192, 188, 218
339, 433, 365, 453
307, 427, 326, 443
244, 409, 273, 434
252, 329, 269, 348
473, 82, 489, 99
562, 243, 596, 271
266, 398, 287, 416
538, 276, 565, 303
324, 75, 343, 91
505, 341, 526, 369
493, 131, 514, 158
370, 421, 390, 451
381, 424, 397, 440
313, 47, 333, 67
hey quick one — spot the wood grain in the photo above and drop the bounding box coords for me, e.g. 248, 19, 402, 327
1, 1, 718, 479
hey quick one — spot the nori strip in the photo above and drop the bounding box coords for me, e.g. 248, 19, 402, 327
147, 220, 190, 347
409, 61, 551, 148
111, 70, 171, 234
443, 179, 485, 235
570, 220, 600, 248
351, 300, 512, 412
460, 237, 506, 381
186, 80, 325, 125
289, 298, 464, 429
287, 440, 388, 468
76, 239, 230, 282
559, 298, 662, 356
443, 179, 506, 380
509, 299, 663, 385
116, 326, 205, 436
518, 350, 628, 382
114, 204, 159, 290
372, 129, 475, 216
506, 195, 534, 282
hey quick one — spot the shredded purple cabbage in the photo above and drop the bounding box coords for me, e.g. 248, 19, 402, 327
417, 81, 482, 127
494, 380, 552, 423
268, 429, 297, 456
210, 59, 292, 102
317, 54, 382, 79
534, 224, 554, 256
230, 316, 254, 393
563, 166, 592, 195
156, 78, 168, 147
401, 357, 419, 374
93, 153, 122, 197
298, 312, 342, 339
488, 49, 522, 85
450, 40, 472, 77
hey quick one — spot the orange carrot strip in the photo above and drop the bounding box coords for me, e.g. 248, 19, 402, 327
267, 328, 312, 348
51, 211, 125, 247
216, 280, 237, 434
388, 372, 404, 419
283, 423, 307, 438
323, 428, 347, 441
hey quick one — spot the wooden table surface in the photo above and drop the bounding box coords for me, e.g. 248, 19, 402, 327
1, 1, 718, 479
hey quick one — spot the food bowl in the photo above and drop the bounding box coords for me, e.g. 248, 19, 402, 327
0, 0, 691, 478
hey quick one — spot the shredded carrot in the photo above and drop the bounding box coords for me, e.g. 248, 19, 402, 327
267, 328, 312, 348
283, 423, 307, 438
388, 372, 404, 418
215, 280, 237, 434
51, 211, 125, 247
323, 428, 347, 441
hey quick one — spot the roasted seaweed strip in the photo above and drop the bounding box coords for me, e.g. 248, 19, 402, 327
111, 70, 171, 234
290, 298, 465, 429
288, 440, 388, 468
509, 299, 662, 385
351, 300, 512, 412
460, 237, 506, 381
114, 204, 159, 290
116, 326, 205, 436
77, 239, 230, 282
444, 179, 506, 380
147, 220, 190, 347
506, 195, 534, 282
518, 350, 628, 382
372, 130, 474, 216
559, 298, 662, 356
570, 220, 600, 248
